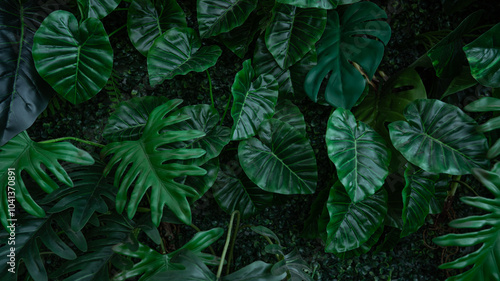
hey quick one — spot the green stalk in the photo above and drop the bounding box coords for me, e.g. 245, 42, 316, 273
108, 24, 127, 37
206, 70, 214, 108
226, 211, 241, 275
39, 137, 105, 148
221, 94, 232, 126
217, 211, 240, 279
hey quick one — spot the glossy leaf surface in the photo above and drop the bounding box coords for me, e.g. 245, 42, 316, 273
78, 0, 121, 19
276, 0, 338, 9
197, 0, 257, 38
273, 99, 307, 137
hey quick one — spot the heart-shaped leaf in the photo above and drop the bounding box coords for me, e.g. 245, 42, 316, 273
148, 27, 222, 86
238, 119, 317, 194
389, 99, 489, 175
273, 99, 307, 137
326, 108, 391, 202
265, 3, 326, 69
78, 0, 122, 19
276, 0, 338, 9
197, 0, 257, 38
33, 10, 113, 104
127, 0, 187, 55
304, 2, 391, 109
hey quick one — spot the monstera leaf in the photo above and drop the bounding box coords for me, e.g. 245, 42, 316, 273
0, 131, 94, 230
102, 99, 207, 226
276, 0, 338, 9
465, 97, 500, 158
32, 10, 113, 104
0, 0, 57, 146
127, 0, 187, 55
325, 181, 387, 254
304, 1, 391, 109
230, 60, 279, 140
197, 0, 257, 38
113, 228, 223, 280
265, 3, 326, 69
326, 108, 391, 202
463, 23, 500, 88
78, 0, 122, 19
433, 165, 500, 281
389, 99, 489, 175
148, 27, 221, 86
239, 118, 318, 194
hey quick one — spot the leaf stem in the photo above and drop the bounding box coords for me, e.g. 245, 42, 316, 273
448, 175, 461, 197
39, 137, 105, 148
217, 211, 240, 278
450, 180, 479, 196
108, 24, 127, 37
221, 94, 232, 126
226, 211, 240, 275
206, 70, 214, 108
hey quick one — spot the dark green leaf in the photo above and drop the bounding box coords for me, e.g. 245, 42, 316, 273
219, 12, 261, 58
276, 0, 338, 9
441, 66, 478, 99
271, 249, 314, 280
273, 99, 307, 137
78, 0, 122, 19
197, 0, 257, 38
333, 225, 384, 259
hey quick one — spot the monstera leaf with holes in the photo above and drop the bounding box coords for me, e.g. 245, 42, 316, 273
102, 99, 207, 226
239, 118, 317, 194
0, 211, 86, 281
197, 0, 257, 38
78, 0, 122, 19
231, 60, 279, 140
326, 108, 391, 202
148, 27, 221, 86
0, 0, 58, 146
0, 131, 94, 230
389, 99, 489, 175
433, 165, 500, 281
465, 97, 500, 158
127, 0, 187, 55
113, 228, 223, 280
32, 10, 113, 104
304, 1, 391, 109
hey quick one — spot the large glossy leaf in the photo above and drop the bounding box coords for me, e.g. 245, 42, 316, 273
0, 131, 94, 230
148, 27, 221, 86
102, 99, 207, 226
333, 225, 384, 259
33, 10, 113, 104
127, 0, 187, 56
276, 0, 337, 9
326, 108, 391, 202
463, 23, 500, 88
239, 118, 317, 194
389, 99, 489, 175
273, 99, 307, 137
0, 0, 56, 146
197, 0, 257, 38
304, 2, 391, 109
325, 181, 387, 253
433, 166, 500, 281
230, 60, 279, 140
218, 11, 261, 58
265, 3, 326, 69
78, 0, 122, 19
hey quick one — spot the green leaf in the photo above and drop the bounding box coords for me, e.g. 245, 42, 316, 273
440, 66, 478, 99
230, 60, 279, 140
197, 0, 257, 38
273, 99, 307, 137
0, 0, 56, 146
224, 261, 286, 281
325, 181, 388, 253
464, 97, 500, 159
0, 131, 94, 230
148, 27, 222, 86
304, 2, 391, 109
463, 23, 500, 88
251, 225, 281, 244
33, 10, 113, 104
333, 225, 384, 259
433, 166, 500, 281
103, 96, 169, 142
401, 165, 439, 237
78, 0, 122, 19
218, 11, 261, 58
265, 4, 326, 69
271, 249, 314, 280
389, 99, 489, 175
326, 108, 391, 202
102, 99, 207, 226
239, 119, 318, 194
127, 0, 187, 55
276, 0, 338, 9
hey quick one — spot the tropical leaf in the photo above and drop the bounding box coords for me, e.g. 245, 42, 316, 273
0, 131, 94, 230
218, 11, 261, 58
304, 1, 391, 109
265, 3, 326, 69
389, 99, 489, 175
440, 66, 478, 99
101, 99, 207, 226
239, 118, 317, 194
333, 225, 384, 259
325, 181, 387, 254
230, 60, 279, 140
148, 27, 222, 86
0, 0, 57, 146
127, 0, 187, 55
465, 96, 500, 158
32, 10, 113, 104
197, 0, 257, 38
276, 0, 338, 9
433, 165, 500, 281
326, 108, 391, 202
267, 246, 313, 281
273, 99, 307, 137
78, 0, 122, 19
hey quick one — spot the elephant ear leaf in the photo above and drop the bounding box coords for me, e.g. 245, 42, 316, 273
0, 131, 94, 231
276, 0, 338, 9
33, 10, 113, 104
78, 0, 122, 19
102, 99, 207, 226
197, 0, 257, 38
0, 0, 57, 146
304, 1, 391, 109
433, 165, 500, 281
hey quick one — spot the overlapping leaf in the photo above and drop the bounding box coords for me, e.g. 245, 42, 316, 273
219, 12, 261, 58
78, 0, 122, 19
465, 97, 500, 158
197, 0, 257, 38
276, 0, 338, 9
273, 99, 307, 137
